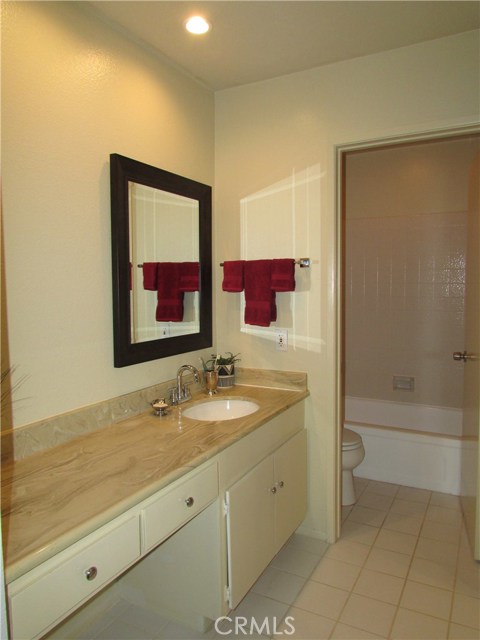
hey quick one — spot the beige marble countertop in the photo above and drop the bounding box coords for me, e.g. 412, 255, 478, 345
1, 384, 308, 583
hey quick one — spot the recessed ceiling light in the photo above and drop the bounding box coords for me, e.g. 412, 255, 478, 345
185, 16, 211, 35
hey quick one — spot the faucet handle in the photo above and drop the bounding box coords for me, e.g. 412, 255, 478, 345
181, 382, 193, 402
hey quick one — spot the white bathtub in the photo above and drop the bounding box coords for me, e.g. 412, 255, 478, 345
345, 397, 473, 495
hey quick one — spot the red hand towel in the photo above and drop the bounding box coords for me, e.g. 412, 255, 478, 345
271, 259, 296, 291
179, 262, 199, 292
222, 260, 245, 292
142, 262, 158, 290
270, 291, 277, 322
244, 260, 274, 327
155, 263, 184, 322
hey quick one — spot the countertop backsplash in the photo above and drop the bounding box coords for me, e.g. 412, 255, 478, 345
1, 368, 307, 462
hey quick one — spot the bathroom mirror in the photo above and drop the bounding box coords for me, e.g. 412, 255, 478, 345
110, 154, 212, 367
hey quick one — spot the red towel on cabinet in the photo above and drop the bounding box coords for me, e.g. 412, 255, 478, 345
179, 262, 199, 292
222, 260, 245, 292
142, 262, 158, 290
244, 260, 275, 327
155, 262, 184, 322
271, 259, 296, 291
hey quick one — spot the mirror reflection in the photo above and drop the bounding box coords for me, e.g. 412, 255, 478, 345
110, 154, 212, 367
129, 182, 200, 343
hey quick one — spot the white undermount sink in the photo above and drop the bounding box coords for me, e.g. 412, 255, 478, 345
182, 398, 260, 421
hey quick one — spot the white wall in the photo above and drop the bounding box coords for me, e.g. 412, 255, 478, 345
215, 31, 480, 540
1, 2, 214, 428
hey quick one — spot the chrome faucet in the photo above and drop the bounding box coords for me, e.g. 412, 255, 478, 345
170, 364, 200, 405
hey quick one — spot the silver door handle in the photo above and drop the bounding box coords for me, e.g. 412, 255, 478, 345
453, 351, 477, 362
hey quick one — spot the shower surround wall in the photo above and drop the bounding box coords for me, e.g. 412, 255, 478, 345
345, 209, 467, 421
344, 139, 478, 437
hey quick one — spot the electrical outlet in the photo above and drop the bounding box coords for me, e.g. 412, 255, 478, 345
276, 330, 288, 352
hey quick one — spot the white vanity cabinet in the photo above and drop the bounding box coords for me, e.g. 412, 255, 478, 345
7, 463, 219, 640
5, 397, 307, 640
225, 430, 307, 609
121, 403, 307, 626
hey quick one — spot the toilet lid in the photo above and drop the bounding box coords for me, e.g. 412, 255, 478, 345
342, 428, 363, 450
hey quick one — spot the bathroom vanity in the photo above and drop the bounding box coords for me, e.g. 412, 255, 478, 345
2, 383, 308, 639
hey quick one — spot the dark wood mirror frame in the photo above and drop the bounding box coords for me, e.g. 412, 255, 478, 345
110, 154, 212, 367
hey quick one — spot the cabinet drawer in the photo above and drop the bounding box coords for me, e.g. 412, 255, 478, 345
8, 514, 140, 640
142, 462, 218, 552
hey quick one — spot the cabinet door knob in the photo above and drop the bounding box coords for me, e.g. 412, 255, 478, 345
278, 480, 285, 488
85, 566, 98, 581
185, 496, 195, 507
270, 486, 277, 494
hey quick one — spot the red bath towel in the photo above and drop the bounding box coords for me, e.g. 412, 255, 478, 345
179, 262, 199, 292
244, 260, 275, 327
155, 262, 184, 322
271, 258, 296, 292
222, 260, 245, 292
270, 290, 277, 323
142, 262, 158, 290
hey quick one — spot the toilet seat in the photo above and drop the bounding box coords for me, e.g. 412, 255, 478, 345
342, 428, 363, 450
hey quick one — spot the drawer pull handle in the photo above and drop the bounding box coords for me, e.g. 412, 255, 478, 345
85, 566, 98, 581
185, 496, 195, 507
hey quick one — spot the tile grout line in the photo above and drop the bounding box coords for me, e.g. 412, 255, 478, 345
345, 480, 470, 638
331, 479, 398, 639
340, 480, 460, 639
386, 484, 433, 639
446, 515, 466, 638
235, 488, 467, 638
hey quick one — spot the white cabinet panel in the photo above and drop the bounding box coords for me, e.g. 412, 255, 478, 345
226, 457, 275, 609
122, 501, 224, 624
219, 404, 304, 489
274, 430, 308, 553
8, 514, 140, 640
226, 430, 307, 609
142, 462, 218, 552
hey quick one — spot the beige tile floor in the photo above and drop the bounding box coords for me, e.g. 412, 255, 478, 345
79, 479, 479, 639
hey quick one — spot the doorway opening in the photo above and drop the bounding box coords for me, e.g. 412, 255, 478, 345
336, 127, 480, 542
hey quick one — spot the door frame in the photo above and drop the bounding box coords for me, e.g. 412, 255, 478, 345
334, 123, 480, 539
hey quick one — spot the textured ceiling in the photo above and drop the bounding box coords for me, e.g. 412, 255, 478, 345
87, 1, 480, 90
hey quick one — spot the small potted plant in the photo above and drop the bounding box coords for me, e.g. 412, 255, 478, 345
201, 352, 241, 388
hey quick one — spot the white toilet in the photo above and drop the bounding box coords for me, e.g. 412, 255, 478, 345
342, 428, 365, 506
